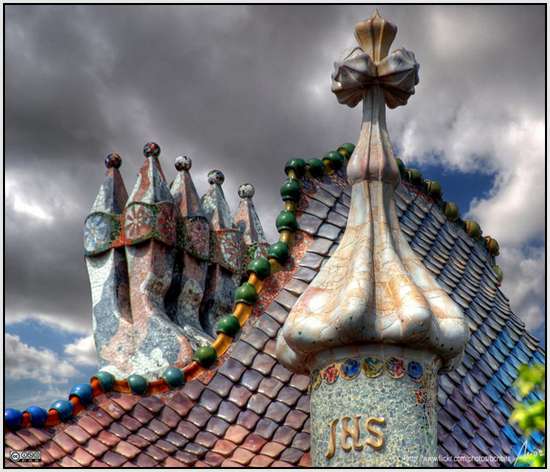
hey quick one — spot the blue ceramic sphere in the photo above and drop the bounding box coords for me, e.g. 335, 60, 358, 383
50, 400, 73, 421
4, 408, 23, 430
70, 383, 94, 405
26, 406, 48, 428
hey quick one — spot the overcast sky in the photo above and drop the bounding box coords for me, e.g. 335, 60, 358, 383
5, 5, 545, 409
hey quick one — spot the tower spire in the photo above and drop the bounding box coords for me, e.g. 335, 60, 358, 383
276, 11, 468, 467
234, 183, 269, 262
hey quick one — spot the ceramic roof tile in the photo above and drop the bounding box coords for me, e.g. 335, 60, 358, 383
254, 418, 278, 439
224, 425, 249, 445
216, 399, 241, 423
229, 341, 257, 366
144, 444, 169, 461
203, 451, 225, 467
199, 389, 223, 413
126, 434, 150, 449
250, 454, 275, 467
236, 410, 260, 430
261, 440, 287, 458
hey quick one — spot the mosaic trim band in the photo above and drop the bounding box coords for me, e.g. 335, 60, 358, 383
4, 141, 503, 431
310, 357, 427, 391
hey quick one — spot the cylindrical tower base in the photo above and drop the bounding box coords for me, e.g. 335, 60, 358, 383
309, 344, 440, 467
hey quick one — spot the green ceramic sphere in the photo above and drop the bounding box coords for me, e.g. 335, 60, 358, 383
323, 151, 344, 170
162, 367, 185, 388
94, 371, 115, 392
307, 158, 324, 177
194, 345, 218, 368
268, 241, 290, 263
340, 143, 355, 155
235, 282, 258, 305
444, 202, 459, 221
284, 159, 307, 178
406, 168, 422, 185
216, 314, 241, 337
464, 220, 482, 239
127, 374, 148, 395
276, 210, 298, 232
485, 237, 500, 256
280, 179, 301, 202
425, 180, 442, 199
247, 256, 271, 280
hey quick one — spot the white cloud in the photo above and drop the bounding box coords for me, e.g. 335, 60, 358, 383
5, 312, 92, 335
5, 333, 78, 384
497, 246, 545, 333
64, 335, 97, 367
6, 385, 69, 411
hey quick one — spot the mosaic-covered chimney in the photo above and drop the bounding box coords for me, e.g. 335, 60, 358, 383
276, 11, 469, 467
234, 183, 269, 265
85, 145, 267, 379
199, 170, 244, 336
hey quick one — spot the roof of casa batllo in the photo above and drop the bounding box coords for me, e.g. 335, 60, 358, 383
4, 152, 545, 468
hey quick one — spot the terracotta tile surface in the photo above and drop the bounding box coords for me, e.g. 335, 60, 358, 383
72, 447, 95, 466
212, 439, 238, 457
96, 430, 121, 447
224, 425, 249, 445
230, 447, 255, 465
261, 440, 286, 458
114, 440, 141, 459
237, 410, 260, 430
250, 454, 275, 467
52, 432, 79, 454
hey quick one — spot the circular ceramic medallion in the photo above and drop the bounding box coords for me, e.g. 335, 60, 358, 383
321, 364, 339, 384
156, 204, 176, 245
340, 359, 361, 380
84, 213, 112, 254
386, 357, 405, 379
362, 357, 384, 378
125, 204, 154, 241
407, 361, 424, 381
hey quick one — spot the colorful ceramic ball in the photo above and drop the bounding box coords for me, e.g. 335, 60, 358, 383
208, 169, 225, 186
268, 241, 290, 263
162, 367, 185, 388
276, 210, 298, 232
247, 256, 271, 280
50, 400, 73, 421
284, 159, 307, 178
444, 202, 459, 221
105, 152, 122, 169
238, 183, 255, 199
4, 408, 23, 430
307, 158, 324, 177
128, 374, 148, 395
26, 406, 48, 428
94, 371, 115, 392
175, 155, 192, 171
280, 179, 301, 202
234, 282, 258, 305
143, 142, 161, 158
216, 314, 241, 337
194, 345, 218, 368
69, 383, 94, 405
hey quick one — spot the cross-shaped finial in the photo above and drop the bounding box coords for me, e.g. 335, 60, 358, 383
354, 9, 397, 63
331, 10, 419, 110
